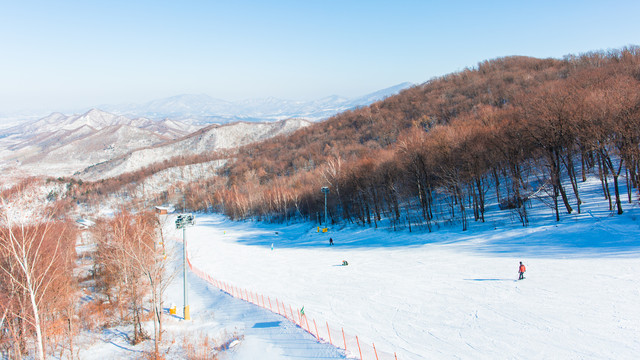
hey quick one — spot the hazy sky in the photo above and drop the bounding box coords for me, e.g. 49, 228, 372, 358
1, 0, 638, 114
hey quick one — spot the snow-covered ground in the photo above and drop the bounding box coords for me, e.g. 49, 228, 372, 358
176, 181, 640, 359
80, 177, 640, 359
76, 235, 345, 360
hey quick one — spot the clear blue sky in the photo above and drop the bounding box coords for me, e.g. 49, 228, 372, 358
1, 0, 638, 114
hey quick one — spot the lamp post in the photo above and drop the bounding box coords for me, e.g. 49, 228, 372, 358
321, 186, 330, 229
176, 213, 195, 320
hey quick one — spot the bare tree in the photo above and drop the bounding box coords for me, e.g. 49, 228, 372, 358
0, 202, 76, 360
94, 210, 173, 358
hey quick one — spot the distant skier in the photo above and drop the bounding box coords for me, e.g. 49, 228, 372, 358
518, 261, 526, 280
329, 237, 334, 246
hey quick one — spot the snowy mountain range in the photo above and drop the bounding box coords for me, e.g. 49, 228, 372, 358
0, 108, 311, 179
0, 82, 410, 180
4, 108, 201, 139
78, 118, 312, 181
96, 82, 413, 124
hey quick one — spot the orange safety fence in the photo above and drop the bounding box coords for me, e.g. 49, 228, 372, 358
178, 240, 399, 360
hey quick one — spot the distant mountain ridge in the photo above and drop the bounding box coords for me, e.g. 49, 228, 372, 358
0, 82, 412, 180
78, 118, 312, 181
96, 82, 413, 124
8, 108, 201, 139
0, 108, 313, 179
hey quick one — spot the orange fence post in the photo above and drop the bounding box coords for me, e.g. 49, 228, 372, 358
304, 315, 310, 333
181, 265, 402, 358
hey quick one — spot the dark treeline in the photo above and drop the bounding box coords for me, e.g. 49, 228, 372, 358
179, 47, 640, 230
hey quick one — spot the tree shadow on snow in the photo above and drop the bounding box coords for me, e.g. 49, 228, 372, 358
195, 212, 640, 257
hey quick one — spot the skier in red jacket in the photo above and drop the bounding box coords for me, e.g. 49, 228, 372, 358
518, 262, 526, 280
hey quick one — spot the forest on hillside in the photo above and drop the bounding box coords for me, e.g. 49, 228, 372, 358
3, 46, 638, 358
69, 46, 640, 231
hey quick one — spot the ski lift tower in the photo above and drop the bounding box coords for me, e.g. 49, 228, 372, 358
176, 213, 195, 320
321, 186, 330, 231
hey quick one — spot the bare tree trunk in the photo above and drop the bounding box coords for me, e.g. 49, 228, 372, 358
564, 154, 582, 213
603, 155, 624, 215
27, 283, 45, 360
493, 167, 501, 203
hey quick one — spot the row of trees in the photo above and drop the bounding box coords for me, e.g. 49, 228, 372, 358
0, 182, 78, 360
0, 177, 172, 359
92, 210, 172, 355
55, 47, 640, 233
175, 47, 640, 230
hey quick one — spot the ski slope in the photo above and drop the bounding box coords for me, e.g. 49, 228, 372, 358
77, 235, 345, 360
177, 199, 640, 359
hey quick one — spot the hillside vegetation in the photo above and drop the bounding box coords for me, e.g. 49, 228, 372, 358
72, 47, 640, 231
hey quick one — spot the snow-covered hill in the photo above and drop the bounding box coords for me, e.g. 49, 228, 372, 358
0, 108, 310, 180
0, 82, 411, 181
22, 125, 171, 176
97, 82, 413, 124
0, 109, 204, 177
78, 118, 312, 181
2, 108, 199, 139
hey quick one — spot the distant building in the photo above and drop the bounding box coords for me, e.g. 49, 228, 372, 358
155, 206, 170, 215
